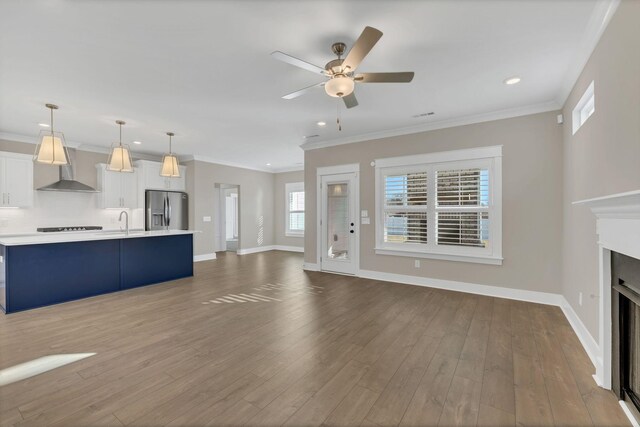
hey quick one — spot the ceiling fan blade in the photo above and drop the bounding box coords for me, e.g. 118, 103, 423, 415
271, 51, 327, 75
282, 82, 325, 100
341, 26, 383, 73
354, 72, 415, 83
342, 92, 358, 109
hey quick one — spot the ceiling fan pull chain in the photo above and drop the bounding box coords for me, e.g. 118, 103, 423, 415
337, 103, 342, 131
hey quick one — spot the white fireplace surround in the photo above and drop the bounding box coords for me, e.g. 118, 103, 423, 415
574, 189, 640, 390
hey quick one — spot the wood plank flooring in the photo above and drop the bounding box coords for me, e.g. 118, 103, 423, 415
0, 251, 631, 426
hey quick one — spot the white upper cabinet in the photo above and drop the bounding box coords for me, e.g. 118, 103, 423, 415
134, 160, 186, 208
136, 160, 186, 192
96, 163, 138, 209
0, 152, 34, 208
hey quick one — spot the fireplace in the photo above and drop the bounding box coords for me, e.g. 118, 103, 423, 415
612, 251, 640, 420
575, 190, 640, 425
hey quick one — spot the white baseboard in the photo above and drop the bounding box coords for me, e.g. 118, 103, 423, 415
237, 245, 304, 255
237, 246, 274, 255
193, 253, 216, 262
620, 400, 640, 427
559, 296, 601, 379
273, 245, 304, 253
303, 262, 320, 271
358, 269, 563, 306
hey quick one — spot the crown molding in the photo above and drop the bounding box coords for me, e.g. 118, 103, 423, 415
300, 100, 560, 151
0, 132, 160, 160
271, 165, 304, 173
181, 154, 276, 174
0, 131, 83, 148
555, 0, 620, 107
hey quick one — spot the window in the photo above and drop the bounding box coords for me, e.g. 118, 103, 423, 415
572, 81, 595, 135
375, 146, 502, 265
285, 182, 305, 236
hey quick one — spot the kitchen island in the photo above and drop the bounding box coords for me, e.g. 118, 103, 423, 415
0, 230, 195, 313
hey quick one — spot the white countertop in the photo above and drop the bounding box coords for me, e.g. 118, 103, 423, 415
0, 230, 197, 246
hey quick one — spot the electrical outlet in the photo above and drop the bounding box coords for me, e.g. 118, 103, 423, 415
579, 292, 583, 306
414, 260, 420, 268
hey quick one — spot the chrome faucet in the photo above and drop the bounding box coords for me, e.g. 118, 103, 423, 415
119, 210, 129, 235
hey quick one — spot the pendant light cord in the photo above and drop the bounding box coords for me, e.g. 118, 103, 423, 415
50, 107, 54, 135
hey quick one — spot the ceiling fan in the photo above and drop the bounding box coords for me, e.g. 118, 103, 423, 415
272, 26, 414, 109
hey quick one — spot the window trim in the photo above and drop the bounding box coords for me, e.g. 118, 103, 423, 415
572, 80, 595, 135
374, 146, 503, 265
285, 181, 305, 237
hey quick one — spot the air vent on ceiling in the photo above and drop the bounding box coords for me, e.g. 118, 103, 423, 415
412, 112, 435, 118
303, 134, 319, 139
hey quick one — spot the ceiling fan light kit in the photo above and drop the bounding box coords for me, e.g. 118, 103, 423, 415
325, 74, 355, 98
272, 26, 414, 109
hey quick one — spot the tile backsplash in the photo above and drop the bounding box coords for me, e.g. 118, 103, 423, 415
0, 191, 144, 234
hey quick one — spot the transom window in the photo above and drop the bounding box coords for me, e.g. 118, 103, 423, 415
375, 146, 502, 265
285, 182, 305, 236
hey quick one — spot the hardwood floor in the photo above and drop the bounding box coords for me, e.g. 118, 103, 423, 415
0, 251, 631, 426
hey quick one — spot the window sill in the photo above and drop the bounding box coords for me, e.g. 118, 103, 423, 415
285, 232, 304, 238
374, 247, 503, 265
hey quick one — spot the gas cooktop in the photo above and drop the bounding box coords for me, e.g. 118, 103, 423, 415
36, 226, 103, 233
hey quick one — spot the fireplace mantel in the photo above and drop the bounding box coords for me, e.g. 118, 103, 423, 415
574, 189, 640, 392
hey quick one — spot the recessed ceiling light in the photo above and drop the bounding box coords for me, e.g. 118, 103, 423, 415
504, 76, 521, 85
317, 121, 326, 126
132, 140, 142, 145
38, 123, 50, 127
266, 163, 271, 166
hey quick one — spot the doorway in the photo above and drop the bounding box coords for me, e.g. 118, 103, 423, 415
318, 165, 359, 275
215, 184, 240, 252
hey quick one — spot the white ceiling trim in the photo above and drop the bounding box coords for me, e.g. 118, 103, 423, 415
0, 131, 80, 149
0, 132, 161, 161
301, 100, 560, 151
181, 154, 276, 174
555, 0, 620, 107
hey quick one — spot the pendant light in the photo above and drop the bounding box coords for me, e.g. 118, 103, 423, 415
160, 132, 180, 177
34, 104, 69, 165
107, 120, 133, 172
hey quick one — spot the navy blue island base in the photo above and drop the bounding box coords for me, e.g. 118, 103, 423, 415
0, 233, 193, 314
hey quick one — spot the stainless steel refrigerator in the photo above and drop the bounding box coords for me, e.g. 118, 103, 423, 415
145, 190, 189, 231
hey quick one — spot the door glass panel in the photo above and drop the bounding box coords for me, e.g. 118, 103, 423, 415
327, 183, 350, 260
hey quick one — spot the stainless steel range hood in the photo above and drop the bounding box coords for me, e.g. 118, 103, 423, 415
37, 149, 99, 193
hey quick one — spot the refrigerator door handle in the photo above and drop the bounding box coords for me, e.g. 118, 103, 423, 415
163, 195, 168, 227
167, 196, 172, 227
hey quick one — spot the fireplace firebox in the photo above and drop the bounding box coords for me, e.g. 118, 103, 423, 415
612, 251, 640, 421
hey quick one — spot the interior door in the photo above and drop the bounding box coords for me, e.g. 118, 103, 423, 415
320, 172, 358, 275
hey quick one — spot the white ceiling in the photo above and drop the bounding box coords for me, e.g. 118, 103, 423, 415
0, 0, 610, 172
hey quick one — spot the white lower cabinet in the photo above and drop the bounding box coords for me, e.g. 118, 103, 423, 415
96, 164, 138, 209
0, 152, 33, 208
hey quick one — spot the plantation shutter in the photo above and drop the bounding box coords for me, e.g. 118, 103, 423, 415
435, 168, 490, 248
382, 171, 428, 244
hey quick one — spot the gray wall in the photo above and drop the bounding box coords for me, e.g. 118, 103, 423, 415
274, 170, 305, 249
304, 111, 564, 294
189, 160, 275, 256
561, 0, 640, 337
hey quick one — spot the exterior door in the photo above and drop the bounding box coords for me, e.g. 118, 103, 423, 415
320, 172, 358, 275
